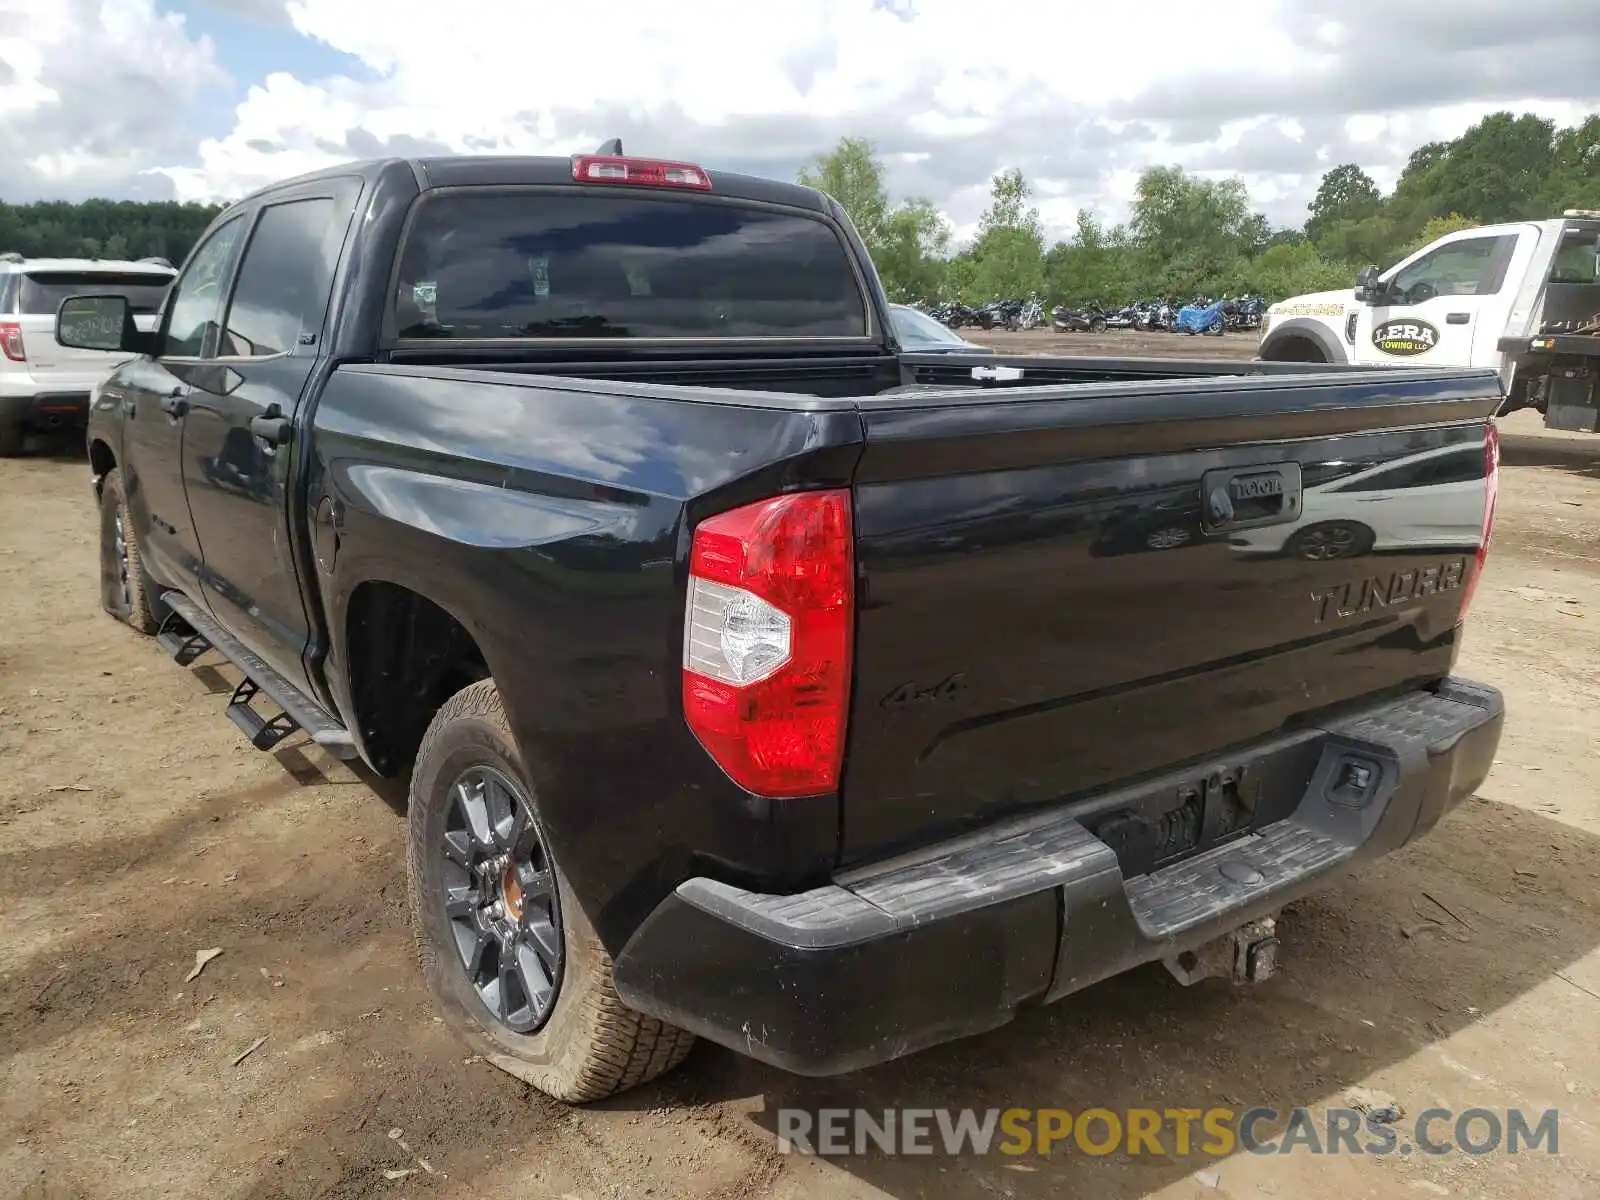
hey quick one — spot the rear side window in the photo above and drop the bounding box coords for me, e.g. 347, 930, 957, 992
20, 271, 173, 315
1548, 231, 1600, 284
220, 198, 341, 357
1333, 449, 1483, 493
392, 192, 868, 340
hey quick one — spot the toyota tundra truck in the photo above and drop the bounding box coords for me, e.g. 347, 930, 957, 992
56, 148, 1505, 1102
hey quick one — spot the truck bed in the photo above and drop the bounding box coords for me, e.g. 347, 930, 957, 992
311, 355, 1501, 888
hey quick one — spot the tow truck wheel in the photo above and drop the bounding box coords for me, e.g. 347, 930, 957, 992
97, 468, 159, 634
407, 679, 695, 1102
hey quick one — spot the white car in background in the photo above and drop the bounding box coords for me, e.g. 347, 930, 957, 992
887, 303, 996, 355
0, 254, 176, 456
1232, 444, 1487, 560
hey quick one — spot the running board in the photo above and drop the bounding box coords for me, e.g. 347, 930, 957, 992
157, 591, 358, 759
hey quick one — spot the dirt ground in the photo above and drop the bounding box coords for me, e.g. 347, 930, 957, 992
1, 372, 1597, 1198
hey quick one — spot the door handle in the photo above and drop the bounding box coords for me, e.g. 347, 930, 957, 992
1200, 463, 1304, 532
1446, 312, 1471, 325
159, 388, 187, 418
250, 412, 291, 447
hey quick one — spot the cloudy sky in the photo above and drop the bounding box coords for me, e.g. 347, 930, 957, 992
2, 0, 1597, 243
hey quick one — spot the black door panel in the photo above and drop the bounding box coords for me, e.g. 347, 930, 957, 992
119, 214, 249, 591
182, 187, 356, 696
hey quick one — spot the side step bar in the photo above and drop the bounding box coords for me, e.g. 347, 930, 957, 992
157, 591, 359, 760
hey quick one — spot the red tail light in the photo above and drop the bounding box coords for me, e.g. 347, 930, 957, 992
682, 490, 853, 798
1459, 422, 1499, 622
571, 155, 712, 191
0, 322, 25, 362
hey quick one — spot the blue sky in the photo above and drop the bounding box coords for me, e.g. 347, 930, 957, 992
162, 0, 374, 141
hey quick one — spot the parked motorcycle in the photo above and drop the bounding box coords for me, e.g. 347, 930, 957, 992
1175, 299, 1227, 336
1052, 304, 1108, 333
1133, 299, 1176, 331
1015, 295, 1046, 330
1223, 295, 1265, 331
933, 301, 990, 329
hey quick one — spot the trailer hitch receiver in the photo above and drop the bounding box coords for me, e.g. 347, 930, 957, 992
1164, 916, 1280, 986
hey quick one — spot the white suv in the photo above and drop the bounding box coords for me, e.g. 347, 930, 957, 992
0, 253, 177, 456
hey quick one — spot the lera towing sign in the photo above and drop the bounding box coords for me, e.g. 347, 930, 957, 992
1372, 319, 1440, 356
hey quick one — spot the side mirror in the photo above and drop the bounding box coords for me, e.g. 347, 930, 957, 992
55, 294, 149, 355
1354, 266, 1383, 303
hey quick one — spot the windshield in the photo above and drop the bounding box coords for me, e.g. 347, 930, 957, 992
392, 192, 869, 340
890, 304, 968, 348
19, 271, 173, 315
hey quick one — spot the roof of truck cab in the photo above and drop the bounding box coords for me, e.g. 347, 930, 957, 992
231, 154, 833, 213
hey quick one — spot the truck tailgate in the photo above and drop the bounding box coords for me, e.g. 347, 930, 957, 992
840, 368, 1501, 863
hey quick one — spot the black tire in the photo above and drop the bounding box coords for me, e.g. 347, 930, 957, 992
98, 468, 160, 633
407, 680, 694, 1102
1089, 318, 1107, 334
0, 419, 22, 458
1258, 335, 1327, 363
1285, 520, 1374, 561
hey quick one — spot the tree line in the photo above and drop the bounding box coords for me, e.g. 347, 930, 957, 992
0, 108, 1592, 308
800, 110, 1600, 308
0, 198, 223, 265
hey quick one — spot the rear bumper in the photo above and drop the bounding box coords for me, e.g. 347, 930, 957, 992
613, 679, 1503, 1076
0, 387, 91, 429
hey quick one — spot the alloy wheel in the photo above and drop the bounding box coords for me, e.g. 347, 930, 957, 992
437, 765, 564, 1034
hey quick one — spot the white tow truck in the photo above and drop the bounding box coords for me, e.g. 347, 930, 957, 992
1258, 210, 1600, 431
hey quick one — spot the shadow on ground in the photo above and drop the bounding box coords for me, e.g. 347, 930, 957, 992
1500, 429, 1600, 478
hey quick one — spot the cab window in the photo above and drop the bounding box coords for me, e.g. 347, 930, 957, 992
1389, 235, 1516, 304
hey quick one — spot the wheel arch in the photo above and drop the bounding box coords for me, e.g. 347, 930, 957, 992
340, 577, 492, 775
1258, 318, 1348, 364
89, 437, 117, 499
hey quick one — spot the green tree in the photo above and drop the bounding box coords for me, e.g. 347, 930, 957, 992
965, 169, 1045, 300
1546, 115, 1600, 211
1243, 242, 1355, 298
797, 137, 888, 245
1044, 209, 1141, 305
875, 199, 950, 302
796, 137, 950, 302
1306, 164, 1381, 245
1403, 213, 1482, 255
1427, 113, 1559, 224
1127, 166, 1269, 296
978, 168, 1042, 238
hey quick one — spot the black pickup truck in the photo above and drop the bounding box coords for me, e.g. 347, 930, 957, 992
58, 149, 1506, 1103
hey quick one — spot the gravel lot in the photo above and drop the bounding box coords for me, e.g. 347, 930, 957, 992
1, 333, 1596, 1199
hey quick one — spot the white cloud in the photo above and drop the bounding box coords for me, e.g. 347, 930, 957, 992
0, 0, 226, 198
2, 0, 1597, 235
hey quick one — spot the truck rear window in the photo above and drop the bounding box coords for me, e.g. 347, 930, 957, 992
392, 192, 869, 340
20, 271, 173, 315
